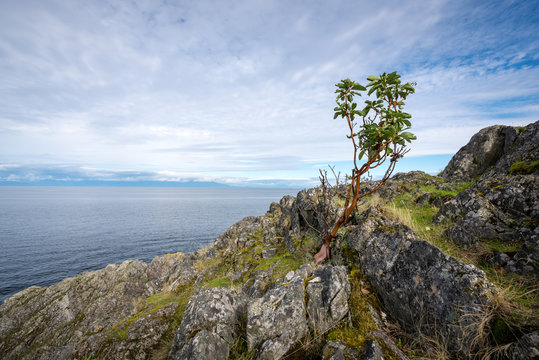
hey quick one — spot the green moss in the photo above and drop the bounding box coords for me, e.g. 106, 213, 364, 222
206, 276, 233, 288
376, 225, 398, 233
271, 255, 303, 282
253, 260, 273, 271
325, 269, 378, 353
145, 291, 186, 311
491, 317, 515, 345
327, 327, 369, 350
147, 284, 195, 359
509, 160, 539, 175
250, 229, 264, 244
456, 181, 473, 192
115, 327, 128, 341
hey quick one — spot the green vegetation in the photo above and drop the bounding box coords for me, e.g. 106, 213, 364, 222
482, 239, 522, 253
509, 160, 539, 175
327, 270, 377, 350
206, 276, 233, 288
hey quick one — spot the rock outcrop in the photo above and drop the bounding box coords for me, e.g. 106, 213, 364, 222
306, 265, 350, 335
0, 253, 200, 360
168, 288, 247, 360
439, 124, 518, 181
440, 120, 538, 181
347, 206, 495, 355
247, 268, 310, 360
435, 121, 538, 274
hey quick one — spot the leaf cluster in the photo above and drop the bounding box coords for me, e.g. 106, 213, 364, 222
333, 72, 417, 164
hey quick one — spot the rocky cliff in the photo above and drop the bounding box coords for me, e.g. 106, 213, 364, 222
1, 121, 538, 360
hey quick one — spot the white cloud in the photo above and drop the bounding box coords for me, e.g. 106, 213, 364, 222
0, 0, 537, 185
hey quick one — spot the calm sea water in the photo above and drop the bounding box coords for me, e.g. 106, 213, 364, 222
0, 186, 300, 303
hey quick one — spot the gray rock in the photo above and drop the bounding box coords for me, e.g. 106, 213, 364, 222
490, 120, 539, 176
415, 192, 430, 205
444, 224, 478, 247
322, 340, 385, 360
242, 262, 277, 298
508, 330, 539, 360
322, 341, 360, 360
347, 206, 496, 356
261, 248, 277, 259
213, 216, 261, 255
434, 174, 538, 273
168, 287, 247, 360
363, 339, 385, 360
92, 302, 177, 360
391, 171, 439, 186
171, 330, 229, 360
0, 254, 198, 360
247, 277, 308, 359
440, 124, 519, 181
306, 265, 351, 334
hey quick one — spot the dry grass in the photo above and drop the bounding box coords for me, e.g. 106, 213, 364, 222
460, 281, 538, 360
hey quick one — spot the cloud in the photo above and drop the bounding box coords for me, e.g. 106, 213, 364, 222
0, 0, 537, 185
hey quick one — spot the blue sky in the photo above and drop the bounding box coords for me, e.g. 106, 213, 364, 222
1, 0, 537, 187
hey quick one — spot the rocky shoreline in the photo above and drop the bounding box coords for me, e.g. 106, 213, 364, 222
1, 121, 537, 359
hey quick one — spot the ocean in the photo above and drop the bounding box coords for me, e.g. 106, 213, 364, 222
0, 186, 300, 304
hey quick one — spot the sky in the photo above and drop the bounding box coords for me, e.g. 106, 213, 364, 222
0, 0, 537, 187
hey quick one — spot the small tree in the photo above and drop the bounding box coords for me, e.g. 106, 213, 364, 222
314, 71, 417, 264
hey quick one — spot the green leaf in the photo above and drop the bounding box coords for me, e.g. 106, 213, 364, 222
352, 84, 366, 91
403, 83, 415, 92
367, 75, 380, 81
358, 150, 365, 160
400, 131, 417, 142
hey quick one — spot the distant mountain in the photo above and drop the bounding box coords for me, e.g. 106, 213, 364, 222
0, 180, 230, 187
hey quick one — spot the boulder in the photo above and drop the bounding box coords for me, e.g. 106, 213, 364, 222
168, 287, 247, 360
443, 224, 478, 248
246, 270, 309, 360
306, 265, 350, 334
490, 120, 539, 176
347, 206, 496, 356
434, 175, 539, 273
213, 216, 261, 254
440, 125, 518, 181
